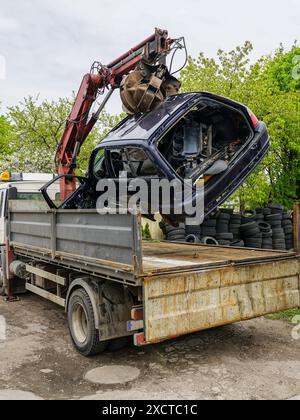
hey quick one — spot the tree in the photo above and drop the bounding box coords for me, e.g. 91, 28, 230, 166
5, 96, 121, 174
180, 43, 300, 210
0, 112, 14, 164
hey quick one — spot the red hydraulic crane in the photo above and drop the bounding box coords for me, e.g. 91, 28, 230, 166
56, 28, 183, 199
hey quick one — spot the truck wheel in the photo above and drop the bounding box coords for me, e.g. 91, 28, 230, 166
68, 288, 108, 356
0, 271, 6, 296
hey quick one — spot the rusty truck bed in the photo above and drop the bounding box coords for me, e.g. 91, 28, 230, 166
141, 242, 300, 344
141, 241, 298, 274
7, 204, 300, 346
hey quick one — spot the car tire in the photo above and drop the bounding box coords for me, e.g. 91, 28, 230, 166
242, 227, 261, 237
262, 231, 273, 238
220, 208, 234, 215
218, 213, 231, 221
258, 222, 271, 232
167, 228, 186, 237
241, 210, 256, 223
216, 233, 234, 240
218, 240, 231, 246
230, 240, 245, 247
263, 208, 272, 216
202, 228, 217, 236
202, 219, 217, 227
265, 214, 283, 222
282, 213, 292, 220
185, 225, 202, 235
68, 288, 108, 356
186, 234, 201, 244
244, 240, 263, 249
266, 219, 282, 227
202, 237, 219, 246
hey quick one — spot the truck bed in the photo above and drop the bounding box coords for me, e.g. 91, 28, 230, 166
142, 241, 296, 274
141, 242, 299, 344
8, 202, 300, 345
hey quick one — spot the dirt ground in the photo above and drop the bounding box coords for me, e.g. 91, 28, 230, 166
0, 294, 299, 400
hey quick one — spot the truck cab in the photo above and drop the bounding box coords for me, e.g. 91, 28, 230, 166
0, 172, 59, 295
0, 172, 58, 245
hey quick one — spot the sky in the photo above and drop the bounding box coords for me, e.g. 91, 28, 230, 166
0, 0, 299, 115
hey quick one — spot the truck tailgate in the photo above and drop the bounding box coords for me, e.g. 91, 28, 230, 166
142, 243, 300, 343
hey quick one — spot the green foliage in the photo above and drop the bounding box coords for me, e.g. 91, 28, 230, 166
0, 112, 14, 162
142, 223, 152, 240
266, 308, 300, 321
180, 42, 300, 210
3, 95, 121, 174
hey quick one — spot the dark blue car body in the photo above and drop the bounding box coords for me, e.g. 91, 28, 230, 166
89, 92, 269, 218
42, 92, 269, 220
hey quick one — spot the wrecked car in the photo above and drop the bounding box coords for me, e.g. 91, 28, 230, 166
41, 92, 269, 223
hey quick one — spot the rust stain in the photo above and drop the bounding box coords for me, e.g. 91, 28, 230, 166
143, 257, 300, 343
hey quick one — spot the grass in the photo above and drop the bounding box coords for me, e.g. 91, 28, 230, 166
266, 308, 300, 322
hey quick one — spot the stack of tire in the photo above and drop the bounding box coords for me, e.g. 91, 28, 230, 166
159, 222, 186, 242
185, 223, 202, 244
161, 204, 294, 251
240, 210, 263, 249
215, 209, 234, 246
282, 215, 294, 251
263, 204, 286, 251
265, 204, 293, 250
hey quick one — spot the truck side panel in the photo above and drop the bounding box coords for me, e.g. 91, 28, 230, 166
143, 258, 300, 343
9, 204, 143, 273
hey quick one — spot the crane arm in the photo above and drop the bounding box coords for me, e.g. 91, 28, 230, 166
56, 28, 179, 199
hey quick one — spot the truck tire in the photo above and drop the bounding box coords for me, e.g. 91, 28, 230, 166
0, 271, 6, 296
68, 288, 108, 356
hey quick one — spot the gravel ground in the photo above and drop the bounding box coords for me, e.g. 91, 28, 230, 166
0, 294, 299, 400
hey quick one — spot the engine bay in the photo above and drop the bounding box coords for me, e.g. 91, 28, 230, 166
157, 99, 252, 183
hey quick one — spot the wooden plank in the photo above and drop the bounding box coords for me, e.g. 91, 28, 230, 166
25, 264, 66, 286
26, 283, 65, 307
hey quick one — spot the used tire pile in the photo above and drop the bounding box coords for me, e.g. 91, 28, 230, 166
161, 204, 294, 251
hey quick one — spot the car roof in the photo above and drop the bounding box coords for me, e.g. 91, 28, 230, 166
100, 93, 199, 145
98, 92, 249, 149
